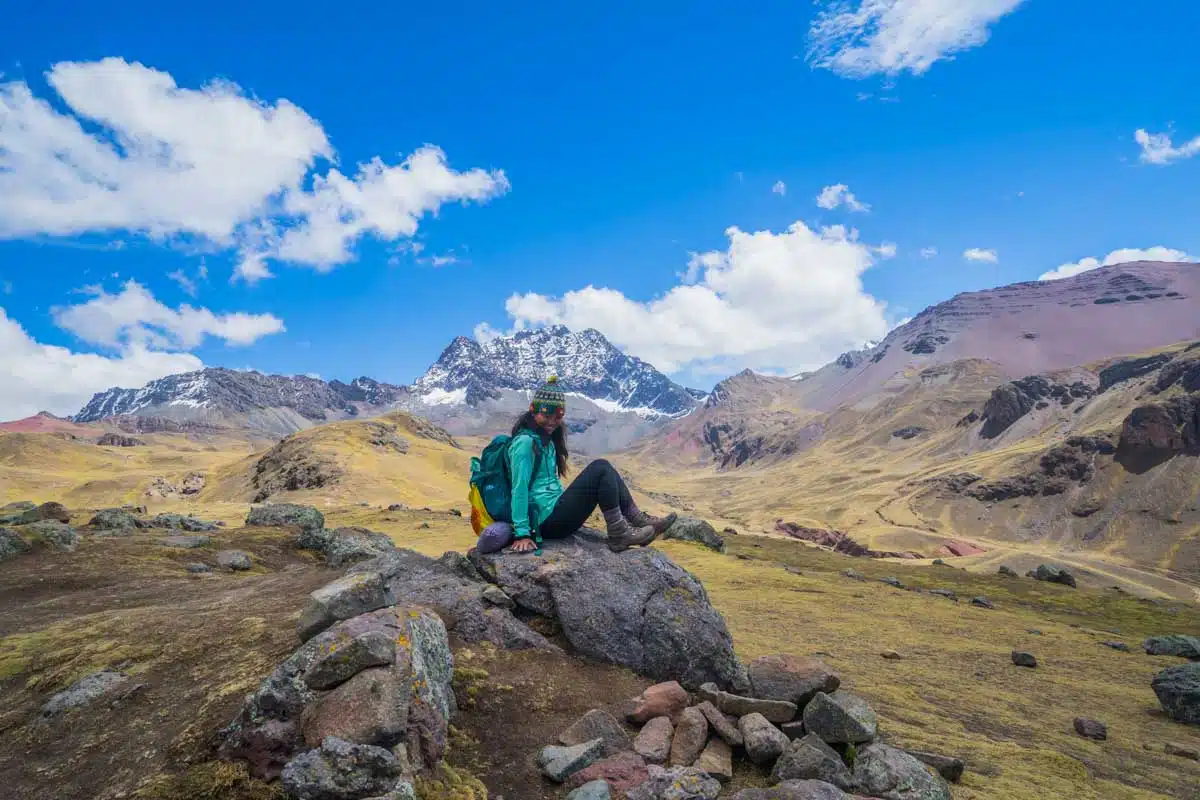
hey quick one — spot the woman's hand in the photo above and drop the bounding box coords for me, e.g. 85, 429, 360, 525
510, 537, 537, 553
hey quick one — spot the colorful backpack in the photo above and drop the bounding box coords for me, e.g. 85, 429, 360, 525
467, 431, 542, 535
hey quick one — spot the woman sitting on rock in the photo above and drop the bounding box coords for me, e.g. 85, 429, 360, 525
507, 377, 676, 554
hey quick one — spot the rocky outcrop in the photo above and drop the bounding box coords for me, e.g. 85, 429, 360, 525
96, 433, 144, 447
1143, 635, 1200, 660
1026, 564, 1077, 588
0, 528, 31, 562
1152, 349, 1200, 394
252, 436, 342, 502
144, 472, 205, 498
219, 605, 453, 783
1116, 393, 1200, 471
891, 426, 926, 440
463, 531, 748, 691
966, 435, 1116, 501
979, 376, 1094, 439
1099, 354, 1174, 392
246, 503, 327, 542
774, 522, 920, 560
0, 501, 70, 526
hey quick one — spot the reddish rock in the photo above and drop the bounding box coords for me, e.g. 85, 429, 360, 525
935, 540, 987, 557
301, 667, 407, 747
565, 751, 649, 793
627, 681, 690, 724
747, 655, 840, 707
669, 707, 709, 766
634, 717, 674, 764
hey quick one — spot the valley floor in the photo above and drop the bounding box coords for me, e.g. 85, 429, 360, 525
1, 503, 1197, 799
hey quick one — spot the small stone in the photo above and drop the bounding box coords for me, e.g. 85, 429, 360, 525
881, 650, 902, 660
669, 707, 709, 767
634, 716, 674, 765
1165, 742, 1199, 761
698, 682, 797, 723
281, 736, 401, 800
842, 569, 864, 580
696, 701, 743, 747
566, 752, 648, 794
739, 713, 790, 765
1101, 641, 1130, 652
216, 550, 253, 571
775, 733, 856, 791
802, 691, 878, 744
970, 596, 994, 609
186, 562, 212, 574
538, 739, 606, 783
881, 577, 904, 588
1073, 718, 1107, 740
905, 749, 965, 783
998, 565, 1018, 577
161, 535, 212, 549
625, 765, 720, 800
567, 780, 613, 800
481, 585, 515, 608
929, 588, 958, 602
559, 709, 633, 758
1027, 563, 1077, 588
628, 681, 690, 724
1027, 629, 1044, 636
1012, 651, 1038, 668
694, 737, 733, 784
297, 571, 391, 642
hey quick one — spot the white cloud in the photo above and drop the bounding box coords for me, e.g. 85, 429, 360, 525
807, 0, 1027, 79
963, 247, 998, 263
772, 180, 788, 196
1038, 246, 1197, 281
0, 58, 509, 280
1135, 128, 1200, 166
0, 307, 202, 420
873, 242, 898, 258
494, 220, 892, 375
167, 269, 197, 297
429, 254, 460, 267
52, 280, 285, 350
816, 184, 870, 212
920, 246, 938, 259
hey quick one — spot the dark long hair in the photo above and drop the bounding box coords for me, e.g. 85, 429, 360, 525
512, 411, 569, 477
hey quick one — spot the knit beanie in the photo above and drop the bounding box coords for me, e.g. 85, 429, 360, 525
532, 375, 566, 412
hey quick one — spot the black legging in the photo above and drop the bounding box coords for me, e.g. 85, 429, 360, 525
539, 459, 634, 540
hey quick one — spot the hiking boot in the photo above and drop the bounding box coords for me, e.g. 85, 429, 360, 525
627, 508, 677, 535
603, 508, 658, 553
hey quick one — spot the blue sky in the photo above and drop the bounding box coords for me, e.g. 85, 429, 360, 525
2, 0, 1199, 418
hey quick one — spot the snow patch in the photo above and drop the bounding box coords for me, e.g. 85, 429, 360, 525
420, 387, 468, 406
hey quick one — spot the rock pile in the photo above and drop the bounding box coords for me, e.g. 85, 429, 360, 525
538, 655, 957, 800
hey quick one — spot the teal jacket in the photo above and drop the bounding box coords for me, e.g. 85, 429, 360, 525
507, 428, 563, 542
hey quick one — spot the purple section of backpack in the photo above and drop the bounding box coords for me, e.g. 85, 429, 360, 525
475, 520, 515, 554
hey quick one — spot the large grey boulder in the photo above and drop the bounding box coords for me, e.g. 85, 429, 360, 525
220, 607, 454, 780
281, 736, 402, 800
1152, 662, 1200, 725
350, 548, 556, 652
771, 733, 855, 790
740, 713, 790, 765
0, 528, 30, 562
151, 512, 220, 532
1144, 635, 1200, 660
802, 691, 877, 744
246, 503, 327, 546
851, 743, 952, 800
1026, 564, 1077, 588
217, 550, 254, 571
468, 530, 748, 691
662, 517, 726, 553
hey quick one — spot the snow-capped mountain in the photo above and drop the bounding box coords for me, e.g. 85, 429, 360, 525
74, 368, 408, 431
412, 325, 701, 417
